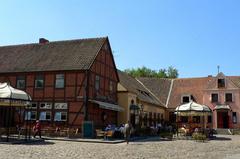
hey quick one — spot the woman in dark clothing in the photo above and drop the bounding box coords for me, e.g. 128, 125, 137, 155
33, 120, 41, 138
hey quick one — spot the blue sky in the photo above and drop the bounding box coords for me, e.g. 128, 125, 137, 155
0, 1, 240, 77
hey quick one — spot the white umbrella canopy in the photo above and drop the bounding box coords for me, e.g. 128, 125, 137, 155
175, 101, 212, 116
0, 83, 31, 107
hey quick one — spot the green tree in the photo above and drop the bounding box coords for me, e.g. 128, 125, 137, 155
124, 66, 178, 78
157, 69, 167, 78
167, 66, 179, 78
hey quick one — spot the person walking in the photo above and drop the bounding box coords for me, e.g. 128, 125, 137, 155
125, 121, 132, 144
33, 120, 41, 138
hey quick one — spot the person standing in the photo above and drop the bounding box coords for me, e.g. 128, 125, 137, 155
33, 120, 41, 138
125, 121, 132, 144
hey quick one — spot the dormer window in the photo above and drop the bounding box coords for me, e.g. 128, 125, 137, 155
218, 79, 225, 88
182, 95, 190, 103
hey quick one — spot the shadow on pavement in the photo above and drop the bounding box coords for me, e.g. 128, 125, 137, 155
212, 136, 232, 141
0, 138, 55, 145
132, 137, 172, 143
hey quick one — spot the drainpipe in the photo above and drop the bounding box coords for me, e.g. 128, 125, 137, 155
84, 70, 90, 121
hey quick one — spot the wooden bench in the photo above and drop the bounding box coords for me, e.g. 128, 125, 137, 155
96, 129, 105, 138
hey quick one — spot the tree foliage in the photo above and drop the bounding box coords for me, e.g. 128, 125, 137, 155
124, 66, 179, 78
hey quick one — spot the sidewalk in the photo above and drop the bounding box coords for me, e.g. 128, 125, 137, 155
43, 136, 150, 144
43, 136, 126, 144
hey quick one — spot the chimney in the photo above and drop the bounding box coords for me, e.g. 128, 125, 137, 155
39, 38, 49, 44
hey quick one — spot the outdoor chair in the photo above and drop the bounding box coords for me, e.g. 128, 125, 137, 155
95, 129, 105, 139
105, 130, 114, 140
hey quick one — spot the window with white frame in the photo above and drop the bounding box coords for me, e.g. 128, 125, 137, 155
39, 102, 52, 109
54, 112, 67, 121
54, 103, 68, 109
25, 111, 37, 120
35, 75, 44, 88
28, 102, 37, 109
55, 74, 64, 88
95, 75, 100, 91
16, 76, 26, 89
39, 111, 51, 121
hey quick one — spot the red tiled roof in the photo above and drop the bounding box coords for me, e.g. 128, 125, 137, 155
0, 37, 107, 73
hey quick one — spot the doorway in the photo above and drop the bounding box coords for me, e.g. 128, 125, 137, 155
217, 112, 229, 128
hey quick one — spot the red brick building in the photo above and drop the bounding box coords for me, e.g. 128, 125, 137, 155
0, 37, 122, 130
139, 73, 240, 130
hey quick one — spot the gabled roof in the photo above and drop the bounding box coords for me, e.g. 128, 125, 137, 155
117, 70, 164, 107
0, 37, 107, 73
229, 76, 240, 88
137, 77, 172, 106
167, 77, 210, 108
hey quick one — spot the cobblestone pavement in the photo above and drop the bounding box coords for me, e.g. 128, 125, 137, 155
1, 135, 240, 159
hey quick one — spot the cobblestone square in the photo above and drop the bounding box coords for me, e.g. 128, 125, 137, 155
1, 135, 240, 159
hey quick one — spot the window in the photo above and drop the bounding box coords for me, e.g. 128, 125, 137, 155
39, 111, 51, 121
35, 75, 44, 88
233, 112, 237, 124
109, 81, 113, 92
54, 103, 68, 109
54, 112, 67, 121
95, 75, 100, 91
39, 102, 52, 109
55, 74, 64, 88
180, 116, 188, 123
25, 111, 37, 120
16, 76, 25, 89
157, 113, 161, 122
208, 115, 212, 123
211, 93, 218, 103
143, 112, 148, 126
169, 112, 176, 123
182, 96, 190, 103
225, 93, 233, 102
149, 112, 153, 125
192, 116, 200, 123
161, 114, 164, 120
27, 102, 37, 109
218, 79, 225, 88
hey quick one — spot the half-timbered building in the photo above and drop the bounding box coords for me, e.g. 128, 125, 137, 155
0, 37, 122, 131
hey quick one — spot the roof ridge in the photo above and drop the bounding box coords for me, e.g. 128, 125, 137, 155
165, 79, 174, 108
0, 37, 108, 48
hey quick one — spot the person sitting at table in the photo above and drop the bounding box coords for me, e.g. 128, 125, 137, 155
179, 125, 189, 135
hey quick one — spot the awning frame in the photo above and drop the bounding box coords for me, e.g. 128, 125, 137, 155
90, 100, 124, 112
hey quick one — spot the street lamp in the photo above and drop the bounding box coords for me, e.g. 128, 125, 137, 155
129, 99, 140, 128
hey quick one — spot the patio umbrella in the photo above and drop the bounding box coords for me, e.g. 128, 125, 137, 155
175, 101, 212, 137
0, 82, 31, 102
175, 101, 211, 116
0, 83, 31, 141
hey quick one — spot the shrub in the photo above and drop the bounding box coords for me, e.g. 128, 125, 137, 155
192, 132, 207, 142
